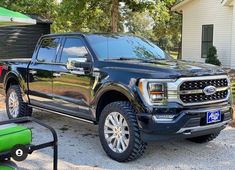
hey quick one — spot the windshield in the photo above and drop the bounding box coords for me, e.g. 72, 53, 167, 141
86, 34, 171, 61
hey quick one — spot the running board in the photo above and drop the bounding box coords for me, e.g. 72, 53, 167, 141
28, 105, 94, 124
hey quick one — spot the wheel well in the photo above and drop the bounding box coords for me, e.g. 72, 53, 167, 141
96, 90, 130, 121
5, 77, 19, 93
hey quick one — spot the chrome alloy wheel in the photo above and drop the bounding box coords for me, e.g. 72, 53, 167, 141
8, 91, 19, 118
104, 112, 130, 153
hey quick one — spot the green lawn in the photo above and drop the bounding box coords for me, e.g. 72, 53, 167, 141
170, 51, 178, 59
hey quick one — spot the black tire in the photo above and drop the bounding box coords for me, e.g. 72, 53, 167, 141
99, 101, 146, 162
187, 131, 220, 143
6, 85, 32, 119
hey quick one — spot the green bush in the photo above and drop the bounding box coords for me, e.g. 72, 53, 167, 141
205, 46, 221, 66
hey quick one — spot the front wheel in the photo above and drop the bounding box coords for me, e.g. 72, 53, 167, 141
99, 101, 146, 162
6, 85, 32, 119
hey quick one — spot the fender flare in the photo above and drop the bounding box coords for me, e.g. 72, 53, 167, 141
95, 83, 134, 102
4, 71, 28, 102
93, 82, 145, 113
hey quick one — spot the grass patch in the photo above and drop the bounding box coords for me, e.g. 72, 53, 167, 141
232, 81, 235, 104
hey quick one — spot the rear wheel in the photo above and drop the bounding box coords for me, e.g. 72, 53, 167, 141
187, 131, 220, 143
6, 85, 32, 119
99, 101, 146, 162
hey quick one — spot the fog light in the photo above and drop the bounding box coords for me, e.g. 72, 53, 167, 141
153, 114, 176, 121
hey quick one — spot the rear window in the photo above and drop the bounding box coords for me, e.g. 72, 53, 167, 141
37, 37, 60, 63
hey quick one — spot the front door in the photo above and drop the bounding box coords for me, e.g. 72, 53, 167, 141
28, 37, 60, 108
52, 37, 93, 119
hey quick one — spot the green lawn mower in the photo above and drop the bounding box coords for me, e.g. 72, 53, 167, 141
0, 117, 58, 170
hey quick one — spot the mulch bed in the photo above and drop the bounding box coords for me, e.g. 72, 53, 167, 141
230, 121, 235, 127
230, 106, 235, 128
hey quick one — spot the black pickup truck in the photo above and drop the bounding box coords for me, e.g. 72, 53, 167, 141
0, 33, 233, 162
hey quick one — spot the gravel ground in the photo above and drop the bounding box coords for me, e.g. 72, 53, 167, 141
0, 109, 235, 170
0, 95, 5, 109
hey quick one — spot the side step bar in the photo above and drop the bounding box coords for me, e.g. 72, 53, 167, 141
28, 105, 94, 124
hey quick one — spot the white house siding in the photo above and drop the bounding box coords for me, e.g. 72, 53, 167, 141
231, 1, 235, 69
181, 0, 233, 68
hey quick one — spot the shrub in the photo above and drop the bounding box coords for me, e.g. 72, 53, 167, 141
205, 46, 221, 66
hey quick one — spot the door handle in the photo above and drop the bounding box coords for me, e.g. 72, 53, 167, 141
53, 73, 61, 77
29, 70, 37, 75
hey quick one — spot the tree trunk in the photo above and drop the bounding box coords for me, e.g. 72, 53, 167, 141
177, 39, 182, 60
111, 0, 119, 33
178, 14, 183, 60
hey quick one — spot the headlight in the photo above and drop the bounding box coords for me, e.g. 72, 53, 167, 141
138, 79, 174, 105
148, 82, 166, 103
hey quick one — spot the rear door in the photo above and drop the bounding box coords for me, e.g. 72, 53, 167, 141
52, 36, 94, 119
28, 37, 61, 108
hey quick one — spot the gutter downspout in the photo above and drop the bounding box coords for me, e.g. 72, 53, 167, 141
231, 2, 235, 69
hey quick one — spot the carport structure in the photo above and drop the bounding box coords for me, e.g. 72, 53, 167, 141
0, 7, 36, 26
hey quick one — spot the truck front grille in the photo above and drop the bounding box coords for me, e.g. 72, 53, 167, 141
180, 78, 228, 90
179, 78, 229, 105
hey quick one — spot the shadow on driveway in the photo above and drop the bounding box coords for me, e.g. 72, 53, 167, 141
0, 110, 235, 170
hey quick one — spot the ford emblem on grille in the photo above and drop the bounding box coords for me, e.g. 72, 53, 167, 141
203, 86, 217, 95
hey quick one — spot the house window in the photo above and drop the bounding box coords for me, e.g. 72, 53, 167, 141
201, 25, 213, 58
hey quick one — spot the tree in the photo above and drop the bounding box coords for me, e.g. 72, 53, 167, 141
150, 0, 182, 52
124, 11, 154, 39
54, 0, 113, 33
205, 46, 221, 66
55, 0, 154, 33
0, 0, 58, 19
124, 0, 182, 56
111, 0, 119, 32
111, 0, 154, 32
0, 0, 183, 54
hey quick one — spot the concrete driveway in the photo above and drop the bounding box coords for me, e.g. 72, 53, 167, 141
0, 109, 235, 170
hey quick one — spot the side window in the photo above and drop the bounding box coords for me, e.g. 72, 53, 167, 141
201, 25, 213, 58
37, 38, 60, 63
60, 38, 89, 64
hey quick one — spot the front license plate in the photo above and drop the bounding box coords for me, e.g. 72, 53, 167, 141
207, 110, 221, 124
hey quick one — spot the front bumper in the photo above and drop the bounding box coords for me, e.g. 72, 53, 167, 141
137, 104, 232, 142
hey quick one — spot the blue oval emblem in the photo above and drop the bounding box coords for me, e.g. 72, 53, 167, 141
203, 86, 217, 95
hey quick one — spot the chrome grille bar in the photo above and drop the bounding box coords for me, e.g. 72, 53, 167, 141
179, 86, 230, 95
167, 75, 230, 106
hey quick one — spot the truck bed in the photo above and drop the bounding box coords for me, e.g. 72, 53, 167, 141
0, 58, 31, 63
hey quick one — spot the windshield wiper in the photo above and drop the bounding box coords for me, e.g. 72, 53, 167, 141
106, 57, 143, 61
105, 57, 167, 62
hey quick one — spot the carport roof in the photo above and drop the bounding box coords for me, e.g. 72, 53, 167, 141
171, 0, 193, 11
221, 0, 234, 6
0, 7, 36, 25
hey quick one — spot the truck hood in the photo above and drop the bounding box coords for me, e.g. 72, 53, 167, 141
99, 60, 226, 79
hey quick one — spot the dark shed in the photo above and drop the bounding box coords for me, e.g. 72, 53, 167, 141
0, 15, 52, 59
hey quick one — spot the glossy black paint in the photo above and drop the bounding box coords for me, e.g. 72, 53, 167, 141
0, 33, 232, 141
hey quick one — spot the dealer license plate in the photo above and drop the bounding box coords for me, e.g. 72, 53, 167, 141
207, 110, 221, 124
